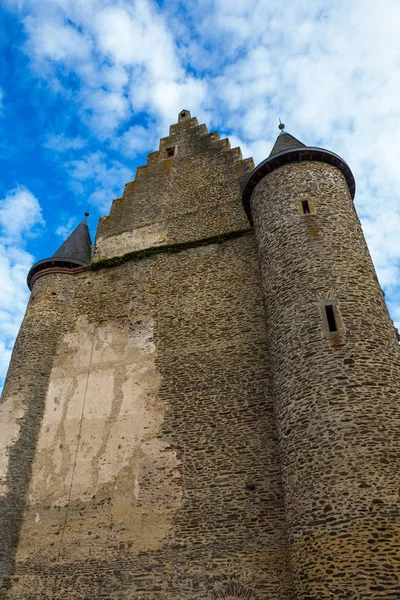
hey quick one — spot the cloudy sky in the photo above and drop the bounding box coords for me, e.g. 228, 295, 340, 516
0, 0, 399, 387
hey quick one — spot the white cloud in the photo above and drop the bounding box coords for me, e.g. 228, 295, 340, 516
114, 124, 156, 158
0, 187, 45, 390
224, 134, 270, 165
0, 186, 44, 243
12, 0, 207, 136
93, 2, 180, 77
24, 15, 92, 63
144, 78, 208, 127
44, 134, 86, 153
67, 151, 133, 213
55, 216, 79, 238
361, 211, 400, 292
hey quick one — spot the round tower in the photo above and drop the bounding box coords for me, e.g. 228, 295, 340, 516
243, 129, 400, 599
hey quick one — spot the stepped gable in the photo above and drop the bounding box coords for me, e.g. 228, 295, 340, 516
94, 110, 255, 261
27, 219, 92, 289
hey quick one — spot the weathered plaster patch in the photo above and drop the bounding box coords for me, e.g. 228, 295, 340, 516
94, 223, 168, 260
17, 316, 182, 562
0, 394, 26, 496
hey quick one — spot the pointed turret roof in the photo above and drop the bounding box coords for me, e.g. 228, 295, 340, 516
242, 125, 356, 224
27, 219, 92, 290
269, 131, 306, 157
53, 219, 92, 264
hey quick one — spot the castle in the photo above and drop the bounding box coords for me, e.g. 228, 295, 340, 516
1, 110, 399, 599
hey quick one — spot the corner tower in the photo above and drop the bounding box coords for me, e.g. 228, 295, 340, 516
243, 126, 400, 598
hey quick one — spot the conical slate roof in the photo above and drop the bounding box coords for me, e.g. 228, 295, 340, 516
27, 219, 92, 289
53, 219, 92, 264
269, 131, 306, 157
242, 127, 356, 225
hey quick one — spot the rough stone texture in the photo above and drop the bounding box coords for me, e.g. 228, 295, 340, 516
251, 161, 400, 599
0, 275, 71, 589
0, 114, 292, 599
4, 241, 291, 599
94, 113, 253, 260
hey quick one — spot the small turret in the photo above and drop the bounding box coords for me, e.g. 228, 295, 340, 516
242, 127, 355, 224
27, 218, 92, 289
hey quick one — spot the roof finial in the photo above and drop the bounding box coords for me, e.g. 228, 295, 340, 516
84, 203, 90, 218
278, 118, 285, 131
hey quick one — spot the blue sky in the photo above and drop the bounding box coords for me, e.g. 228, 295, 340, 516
0, 0, 400, 386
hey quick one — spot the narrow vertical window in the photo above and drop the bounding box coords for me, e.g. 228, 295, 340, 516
298, 199, 315, 216
319, 298, 344, 338
325, 305, 337, 332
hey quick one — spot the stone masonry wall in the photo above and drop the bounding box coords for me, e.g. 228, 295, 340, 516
94, 111, 253, 260
251, 161, 400, 599
0, 274, 72, 590
2, 236, 292, 600
0, 113, 293, 599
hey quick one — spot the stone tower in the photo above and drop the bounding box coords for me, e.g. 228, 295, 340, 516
0, 111, 399, 599
243, 126, 400, 598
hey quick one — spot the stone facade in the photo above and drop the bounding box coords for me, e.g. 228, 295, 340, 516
0, 112, 399, 599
